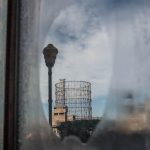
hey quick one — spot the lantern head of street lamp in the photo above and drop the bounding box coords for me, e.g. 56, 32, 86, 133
43, 44, 58, 67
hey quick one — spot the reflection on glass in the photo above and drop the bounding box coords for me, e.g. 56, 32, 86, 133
0, 0, 7, 149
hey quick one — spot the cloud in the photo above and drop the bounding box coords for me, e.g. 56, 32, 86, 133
40, 1, 113, 116
40, 0, 149, 115
39, 0, 74, 44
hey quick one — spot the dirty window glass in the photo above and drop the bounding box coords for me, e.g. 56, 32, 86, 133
18, 0, 150, 150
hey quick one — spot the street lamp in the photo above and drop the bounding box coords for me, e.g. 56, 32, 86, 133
43, 44, 58, 126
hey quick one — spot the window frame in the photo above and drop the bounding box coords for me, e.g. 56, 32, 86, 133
4, 0, 20, 150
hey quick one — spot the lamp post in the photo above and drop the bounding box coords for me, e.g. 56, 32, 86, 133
43, 44, 58, 126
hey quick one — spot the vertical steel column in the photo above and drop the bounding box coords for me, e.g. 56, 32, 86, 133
48, 66, 52, 126
43, 44, 58, 126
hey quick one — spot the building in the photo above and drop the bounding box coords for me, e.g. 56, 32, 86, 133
52, 79, 92, 137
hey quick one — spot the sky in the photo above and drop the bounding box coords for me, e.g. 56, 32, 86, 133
40, 0, 113, 117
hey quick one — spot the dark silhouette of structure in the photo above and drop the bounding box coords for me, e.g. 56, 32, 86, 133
57, 119, 100, 143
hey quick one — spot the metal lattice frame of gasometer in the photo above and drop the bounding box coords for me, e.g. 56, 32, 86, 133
55, 79, 92, 120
